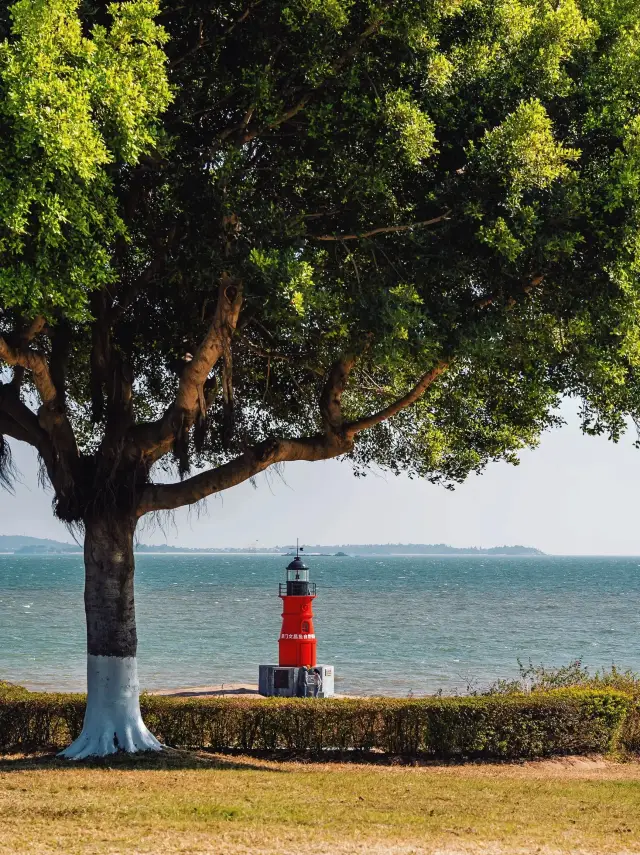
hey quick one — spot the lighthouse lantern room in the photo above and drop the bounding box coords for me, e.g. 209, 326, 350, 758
259, 546, 335, 697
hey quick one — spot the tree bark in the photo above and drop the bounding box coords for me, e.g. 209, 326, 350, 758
60, 515, 161, 759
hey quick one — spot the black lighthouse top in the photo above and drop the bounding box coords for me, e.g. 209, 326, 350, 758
280, 545, 317, 596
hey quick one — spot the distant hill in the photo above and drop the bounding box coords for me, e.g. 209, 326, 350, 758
293, 544, 544, 556
0, 535, 81, 553
0, 536, 543, 556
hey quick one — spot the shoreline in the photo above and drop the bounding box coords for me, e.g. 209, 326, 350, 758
6, 680, 371, 698
149, 683, 357, 699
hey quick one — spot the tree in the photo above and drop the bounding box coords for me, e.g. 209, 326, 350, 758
1, 0, 640, 757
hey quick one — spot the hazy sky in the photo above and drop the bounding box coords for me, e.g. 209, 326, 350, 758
1, 398, 639, 554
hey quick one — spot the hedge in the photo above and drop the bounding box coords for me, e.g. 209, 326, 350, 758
0, 684, 637, 759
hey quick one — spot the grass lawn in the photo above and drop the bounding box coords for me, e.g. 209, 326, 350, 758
1, 752, 640, 854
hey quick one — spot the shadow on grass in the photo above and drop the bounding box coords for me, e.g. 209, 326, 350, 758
0, 747, 284, 773
3, 746, 611, 771
0, 747, 515, 771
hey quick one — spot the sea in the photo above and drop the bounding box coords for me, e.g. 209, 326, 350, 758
0, 553, 638, 696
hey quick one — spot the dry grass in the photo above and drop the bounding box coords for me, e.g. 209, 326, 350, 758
1, 751, 640, 854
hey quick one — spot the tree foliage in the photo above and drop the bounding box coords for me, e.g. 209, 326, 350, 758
1, 0, 640, 522
0, 0, 170, 320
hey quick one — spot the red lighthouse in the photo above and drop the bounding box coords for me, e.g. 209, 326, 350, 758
258, 546, 335, 697
278, 550, 317, 667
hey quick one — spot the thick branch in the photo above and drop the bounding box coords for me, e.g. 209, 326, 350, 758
0, 384, 56, 490
23, 316, 47, 341
345, 361, 449, 436
319, 355, 357, 433
9, 316, 46, 390
0, 411, 37, 446
0, 326, 79, 480
90, 290, 135, 438
0, 333, 57, 404
137, 433, 352, 514
50, 319, 71, 406
139, 356, 448, 513
0, 384, 48, 450
176, 276, 243, 413
132, 276, 244, 460
310, 212, 451, 242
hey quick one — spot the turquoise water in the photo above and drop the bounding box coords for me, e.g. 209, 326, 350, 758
0, 554, 639, 695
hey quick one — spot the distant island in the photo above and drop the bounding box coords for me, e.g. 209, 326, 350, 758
291, 544, 545, 556
0, 535, 543, 556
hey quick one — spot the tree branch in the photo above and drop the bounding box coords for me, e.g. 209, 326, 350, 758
175, 275, 243, 413
169, 18, 206, 69
8, 316, 47, 390
137, 432, 352, 514
135, 266, 545, 514
239, 335, 325, 376
0, 333, 58, 405
217, 11, 386, 147
132, 275, 244, 460
0, 384, 56, 492
310, 211, 451, 241
49, 319, 71, 406
474, 274, 545, 311
23, 316, 47, 341
319, 355, 357, 434
0, 411, 38, 447
224, 0, 264, 35
0, 325, 79, 490
138, 357, 447, 515
345, 361, 449, 436
0, 383, 48, 450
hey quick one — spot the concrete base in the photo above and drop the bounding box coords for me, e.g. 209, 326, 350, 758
259, 664, 335, 698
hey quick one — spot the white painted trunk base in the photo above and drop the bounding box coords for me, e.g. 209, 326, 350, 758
60, 655, 162, 759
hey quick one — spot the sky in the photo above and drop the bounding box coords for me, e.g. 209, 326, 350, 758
1, 398, 640, 554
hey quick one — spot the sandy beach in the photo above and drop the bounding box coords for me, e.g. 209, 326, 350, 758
150, 683, 355, 698
150, 683, 261, 698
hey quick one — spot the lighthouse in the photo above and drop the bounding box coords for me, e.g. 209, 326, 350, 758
258, 547, 335, 697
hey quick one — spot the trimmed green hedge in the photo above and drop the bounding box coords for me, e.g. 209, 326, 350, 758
0, 685, 636, 759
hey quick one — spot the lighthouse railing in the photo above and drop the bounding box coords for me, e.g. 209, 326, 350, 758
279, 581, 317, 597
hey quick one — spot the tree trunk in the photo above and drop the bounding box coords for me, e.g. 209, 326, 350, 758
60, 515, 162, 759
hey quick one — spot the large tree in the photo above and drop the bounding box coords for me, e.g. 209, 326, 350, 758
2, 0, 640, 757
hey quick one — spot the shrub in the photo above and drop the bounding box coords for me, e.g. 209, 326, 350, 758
0, 681, 29, 699
0, 687, 633, 759
484, 659, 640, 696
0, 690, 85, 750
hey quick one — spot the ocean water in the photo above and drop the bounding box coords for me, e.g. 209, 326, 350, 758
0, 554, 639, 696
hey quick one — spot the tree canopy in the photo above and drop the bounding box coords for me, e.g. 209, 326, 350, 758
2, 0, 640, 523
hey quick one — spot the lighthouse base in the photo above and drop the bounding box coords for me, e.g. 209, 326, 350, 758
259, 664, 335, 698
